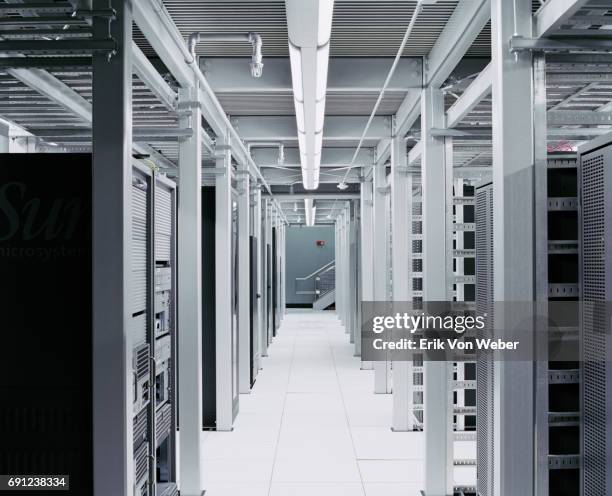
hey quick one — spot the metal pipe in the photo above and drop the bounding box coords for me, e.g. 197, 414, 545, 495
247, 142, 285, 165
187, 31, 263, 78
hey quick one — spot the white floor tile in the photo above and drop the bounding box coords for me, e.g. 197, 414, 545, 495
358, 460, 424, 483
199, 310, 432, 494
272, 458, 362, 483
270, 482, 364, 496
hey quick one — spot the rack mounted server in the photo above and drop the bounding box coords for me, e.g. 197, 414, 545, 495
0, 155, 178, 496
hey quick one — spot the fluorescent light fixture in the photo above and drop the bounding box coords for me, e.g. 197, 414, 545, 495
286, 0, 334, 190
288, 43, 303, 101
316, 43, 330, 100
304, 198, 316, 226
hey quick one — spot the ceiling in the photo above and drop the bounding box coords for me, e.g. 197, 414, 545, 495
134, 0, 491, 58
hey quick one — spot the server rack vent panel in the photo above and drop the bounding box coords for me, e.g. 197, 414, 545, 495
475, 181, 494, 496
580, 141, 612, 496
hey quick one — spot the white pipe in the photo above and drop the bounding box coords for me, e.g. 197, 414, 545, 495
305, 198, 315, 226
187, 32, 263, 78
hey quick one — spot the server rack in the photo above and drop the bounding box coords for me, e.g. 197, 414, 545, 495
579, 136, 612, 496
547, 155, 580, 496
132, 163, 179, 496
475, 155, 581, 496
411, 198, 424, 428
0, 156, 178, 496
152, 173, 178, 496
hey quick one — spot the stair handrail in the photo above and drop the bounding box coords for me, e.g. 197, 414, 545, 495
295, 260, 335, 282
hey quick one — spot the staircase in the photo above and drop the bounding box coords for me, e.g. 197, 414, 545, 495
295, 261, 336, 310
313, 288, 335, 310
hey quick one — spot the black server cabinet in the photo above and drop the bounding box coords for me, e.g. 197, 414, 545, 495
272, 227, 278, 337
0, 154, 93, 494
266, 244, 272, 343
249, 236, 258, 386
201, 186, 217, 428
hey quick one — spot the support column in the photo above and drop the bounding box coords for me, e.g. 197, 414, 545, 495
421, 86, 453, 496
344, 207, 351, 332
176, 84, 204, 495
215, 136, 234, 431
0, 121, 9, 153
253, 186, 263, 371
261, 198, 270, 356
390, 133, 414, 431
354, 201, 362, 356
335, 215, 343, 324
348, 202, 357, 344
491, 0, 536, 493
238, 167, 251, 393
360, 177, 374, 367
373, 162, 391, 393
92, 1, 133, 495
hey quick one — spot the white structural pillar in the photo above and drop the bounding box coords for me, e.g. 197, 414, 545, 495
253, 185, 263, 372
176, 83, 204, 495
390, 132, 414, 432
372, 161, 391, 393
91, 1, 133, 495
260, 198, 270, 357
359, 177, 374, 366
0, 121, 8, 153
491, 0, 536, 494
421, 86, 454, 496
238, 167, 251, 393
353, 201, 362, 356
216, 136, 235, 431
348, 203, 357, 344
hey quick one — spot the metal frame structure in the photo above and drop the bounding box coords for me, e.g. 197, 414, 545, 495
3, 1, 612, 495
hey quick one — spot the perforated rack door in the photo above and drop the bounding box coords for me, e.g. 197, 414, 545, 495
580, 146, 611, 496
475, 182, 494, 496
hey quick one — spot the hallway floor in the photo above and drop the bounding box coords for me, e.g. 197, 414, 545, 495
201, 310, 475, 495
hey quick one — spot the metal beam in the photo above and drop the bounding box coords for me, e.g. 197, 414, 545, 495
250, 147, 374, 168
132, 41, 177, 111
408, 140, 422, 164
231, 116, 392, 142
204, 57, 422, 93
426, 0, 491, 87
446, 62, 492, 128
386, 0, 490, 145
272, 193, 360, 201
395, 90, 421, 140
548, 110, 612, 125
4, 56, 177, 168
534, 0, 590, 38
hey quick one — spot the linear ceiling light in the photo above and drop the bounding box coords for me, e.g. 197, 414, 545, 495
285, 0, 334, 190
305, 198, 316, 226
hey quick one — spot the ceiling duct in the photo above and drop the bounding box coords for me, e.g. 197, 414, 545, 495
285, 0, 334, 190
305, 198, 316, 226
